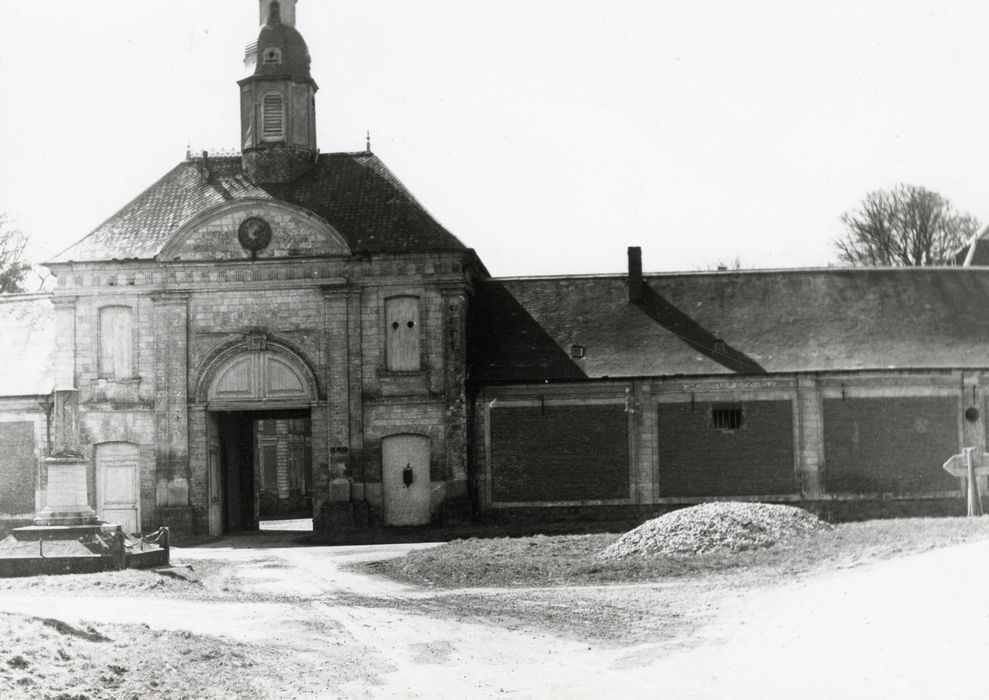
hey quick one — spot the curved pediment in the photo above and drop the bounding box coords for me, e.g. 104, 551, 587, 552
159, 199, 350, 262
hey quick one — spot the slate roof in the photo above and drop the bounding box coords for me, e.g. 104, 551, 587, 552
468, 268, 989, 382
954, 226, 989, 266
48, 153, 466, 263
0, 294, 54, 396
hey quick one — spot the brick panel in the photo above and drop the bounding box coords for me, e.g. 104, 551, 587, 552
0, 422, 35, 515
823, 397, 959, 493
490, 405, 629, 503
658, 401, 796, 497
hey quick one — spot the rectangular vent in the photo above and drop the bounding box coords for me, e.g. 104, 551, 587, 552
712, 405, 743, 431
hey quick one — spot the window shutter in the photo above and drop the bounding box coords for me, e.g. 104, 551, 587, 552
262, 92, 284, 141
99, 306, 133, 379
385, 296, 421, 371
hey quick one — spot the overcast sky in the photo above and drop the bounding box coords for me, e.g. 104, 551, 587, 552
2, 0, 989, 277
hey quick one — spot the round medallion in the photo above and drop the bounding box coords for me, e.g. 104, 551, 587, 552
238, 216, 273, 254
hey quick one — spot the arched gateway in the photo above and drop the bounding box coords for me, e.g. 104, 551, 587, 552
196, 341, 318, 536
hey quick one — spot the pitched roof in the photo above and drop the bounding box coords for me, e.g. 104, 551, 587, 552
0, 294, 54, 396
469, 268, 989, 382
48, 153, 466, 264
954, 226, 989, 266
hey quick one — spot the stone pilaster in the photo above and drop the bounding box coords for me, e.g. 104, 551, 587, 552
346, 287, 365, 482
152, 293, 191, 488
50, 296, 78, 391
441, 285, 469, 502
321, 285, 351, 501
796, 375, 824, 497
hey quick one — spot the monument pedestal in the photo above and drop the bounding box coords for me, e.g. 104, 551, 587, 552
34, 455, 98, 527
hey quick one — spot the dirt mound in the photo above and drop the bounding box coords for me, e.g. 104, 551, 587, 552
601, 502, 832, 558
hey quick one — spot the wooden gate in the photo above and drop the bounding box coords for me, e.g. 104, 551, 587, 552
207, 413, 223, 536
96, 443, 140, 534
382, 434, 431, 526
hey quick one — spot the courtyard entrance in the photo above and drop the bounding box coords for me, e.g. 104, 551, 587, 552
198, 343, 320, 537
207, 410, 312, 535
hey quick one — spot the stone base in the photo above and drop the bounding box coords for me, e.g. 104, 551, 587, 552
33, 507, 99, 528
1, 523, 169, 578
11, 524, 107, 542
39, 455, 96, 526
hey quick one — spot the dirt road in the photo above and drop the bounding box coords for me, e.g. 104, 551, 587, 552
1, 534, 987, 698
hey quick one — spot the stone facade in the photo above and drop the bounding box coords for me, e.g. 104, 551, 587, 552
40, 245, 471, 537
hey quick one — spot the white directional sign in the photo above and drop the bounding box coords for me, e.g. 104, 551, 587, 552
942, 447, 987, 517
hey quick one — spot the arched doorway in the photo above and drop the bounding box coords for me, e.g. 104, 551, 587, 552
198, 343, 317, 535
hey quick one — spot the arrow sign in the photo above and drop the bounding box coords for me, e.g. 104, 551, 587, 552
942, 448, 989, 478
942, 447, 987, 517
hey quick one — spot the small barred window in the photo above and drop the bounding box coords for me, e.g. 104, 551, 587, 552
261, 92, 285, 141
712, 405, 743, 431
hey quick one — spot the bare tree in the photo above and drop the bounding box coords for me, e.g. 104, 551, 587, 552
835, 185, 979, 266
697, 256, 745, 272
0, 214, 31, 293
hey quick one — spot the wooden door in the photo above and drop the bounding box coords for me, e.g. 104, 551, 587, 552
96, 443, 140, 534
207, 413, 223, 536
382, 434, 431, 526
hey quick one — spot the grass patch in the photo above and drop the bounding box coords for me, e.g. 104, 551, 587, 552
374, 516, 989, 589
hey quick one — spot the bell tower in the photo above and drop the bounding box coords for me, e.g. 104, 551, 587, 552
239, 0, 318, 184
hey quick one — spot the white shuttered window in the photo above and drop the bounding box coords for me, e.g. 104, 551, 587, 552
99, 306, 133, 379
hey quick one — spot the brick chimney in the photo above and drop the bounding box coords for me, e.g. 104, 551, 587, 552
628, 246, 644, 303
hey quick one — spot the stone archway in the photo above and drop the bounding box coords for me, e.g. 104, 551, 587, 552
195, 340, 319, 535
196, 340, 318, 411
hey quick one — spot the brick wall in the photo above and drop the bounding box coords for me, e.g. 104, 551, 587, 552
657, 400, 796, 497
489, 404, 629, 503
823, 396, 960, 494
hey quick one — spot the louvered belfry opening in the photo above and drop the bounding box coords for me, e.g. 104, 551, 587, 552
262, 92, 285, 141
240, 0, 316, 181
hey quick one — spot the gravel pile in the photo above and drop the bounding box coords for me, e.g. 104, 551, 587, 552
600, 502, 833, 559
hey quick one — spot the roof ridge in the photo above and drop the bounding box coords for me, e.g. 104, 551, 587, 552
490, 265, 986, 281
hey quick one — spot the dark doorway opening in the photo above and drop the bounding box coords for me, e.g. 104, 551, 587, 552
212, 409, 312, 534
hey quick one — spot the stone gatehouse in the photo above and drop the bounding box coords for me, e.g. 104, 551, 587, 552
2, 0, 988, 538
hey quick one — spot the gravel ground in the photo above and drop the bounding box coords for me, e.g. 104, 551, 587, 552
601, 502, 833, 558
1, 522, 988, 698
0, 612, 359, 699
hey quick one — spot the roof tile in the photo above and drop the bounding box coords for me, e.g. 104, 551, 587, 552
469, 268, 989, 381
49, 153, 465, 263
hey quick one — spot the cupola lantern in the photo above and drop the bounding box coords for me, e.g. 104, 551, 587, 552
239, 0, 318, 184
